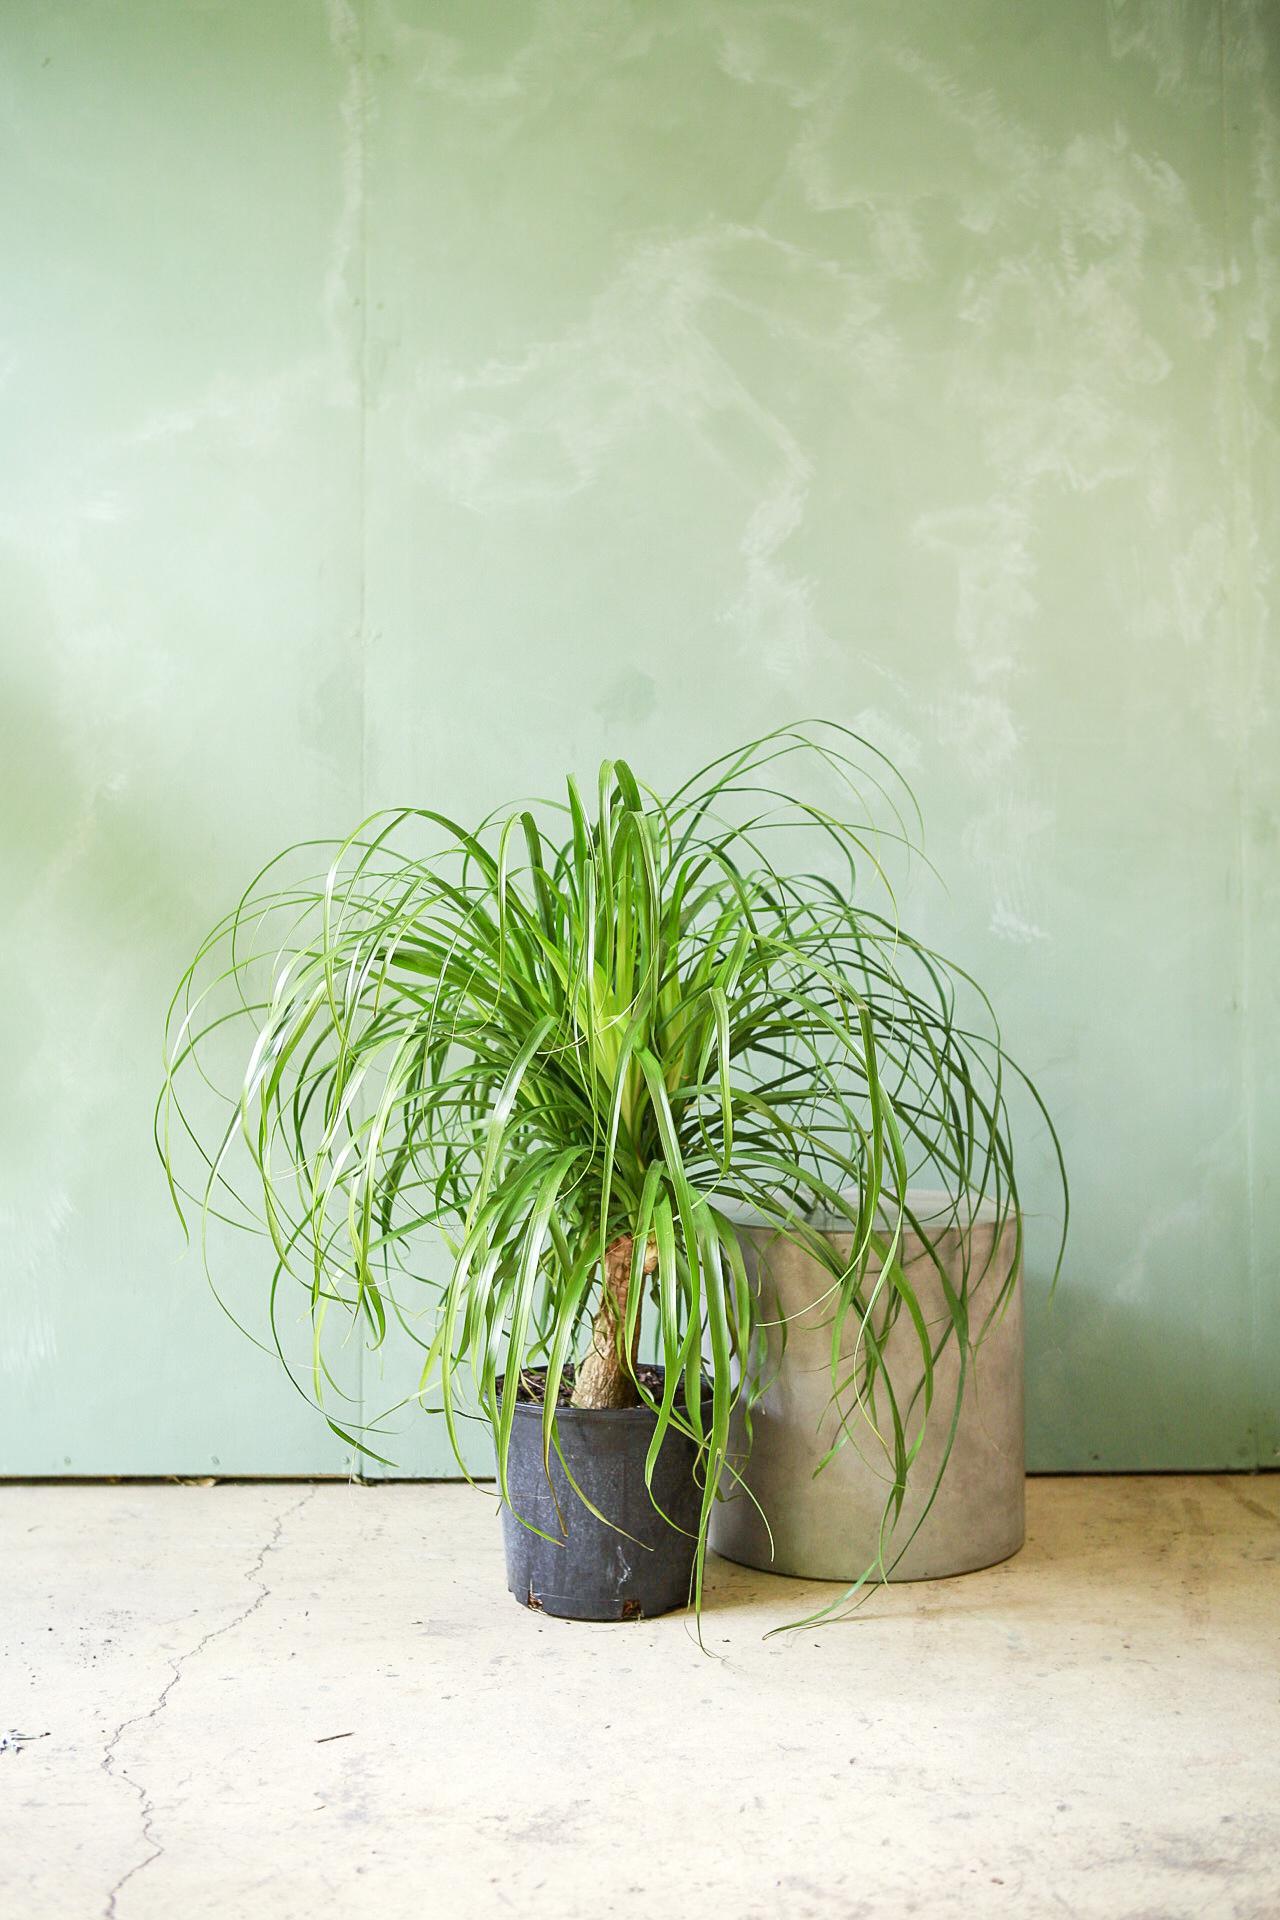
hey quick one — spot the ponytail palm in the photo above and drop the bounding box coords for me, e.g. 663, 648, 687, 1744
159, 724, 1065, 1613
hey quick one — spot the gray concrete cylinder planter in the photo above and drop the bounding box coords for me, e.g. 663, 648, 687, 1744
709, 1192, 1024, 1582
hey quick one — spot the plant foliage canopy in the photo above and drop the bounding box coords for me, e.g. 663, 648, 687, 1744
159, 723, 1065, 1614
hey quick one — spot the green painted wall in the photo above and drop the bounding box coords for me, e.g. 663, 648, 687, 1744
2, 1, 1275, 1476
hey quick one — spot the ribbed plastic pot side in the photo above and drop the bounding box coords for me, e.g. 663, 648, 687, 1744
497, 1372, 711, 1622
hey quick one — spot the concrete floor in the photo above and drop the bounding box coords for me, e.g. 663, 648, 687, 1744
2, 1477, 1277, 1920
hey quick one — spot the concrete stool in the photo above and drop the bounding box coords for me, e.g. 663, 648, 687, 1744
709, 1192, 1024, 1582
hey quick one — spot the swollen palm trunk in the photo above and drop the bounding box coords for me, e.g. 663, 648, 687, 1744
568, 1233, 656, 1410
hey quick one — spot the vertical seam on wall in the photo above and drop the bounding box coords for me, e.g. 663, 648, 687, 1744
355, 0, 370, 1475
1218, 0, 1260, 1468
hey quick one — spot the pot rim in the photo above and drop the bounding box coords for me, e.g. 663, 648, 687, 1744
719, 1184, 1015, 1235
497, 1365, 715, 1424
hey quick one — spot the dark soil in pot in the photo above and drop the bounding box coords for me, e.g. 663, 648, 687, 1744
498, 1367, 710, 1622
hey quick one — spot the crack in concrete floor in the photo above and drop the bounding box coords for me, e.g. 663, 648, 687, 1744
98, 1486, 317, 1918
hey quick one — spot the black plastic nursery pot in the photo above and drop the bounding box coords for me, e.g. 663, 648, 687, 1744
498, 1370, 710, 1621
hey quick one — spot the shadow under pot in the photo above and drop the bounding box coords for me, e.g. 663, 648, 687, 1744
498, 1369, 711, 1621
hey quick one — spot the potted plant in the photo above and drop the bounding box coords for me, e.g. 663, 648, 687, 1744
158, 723, 1064, 1623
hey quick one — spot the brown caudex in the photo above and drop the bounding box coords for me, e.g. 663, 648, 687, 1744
569, 1234, 659, 1410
